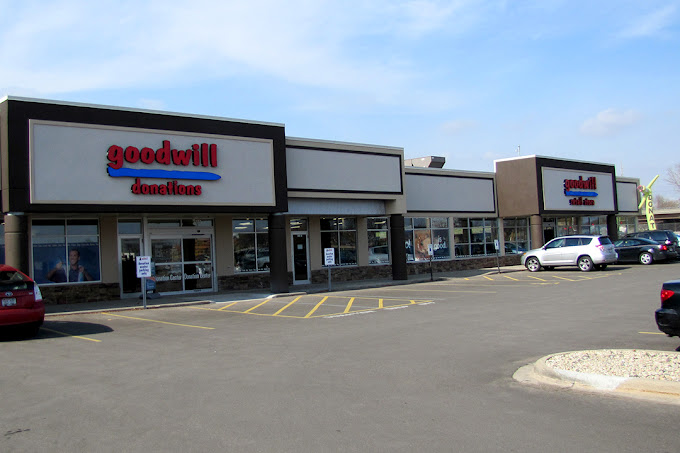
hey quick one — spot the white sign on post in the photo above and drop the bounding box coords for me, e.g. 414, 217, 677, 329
324, 248, 336, 266
136, 256, 152, 278
427, 244, 434, 256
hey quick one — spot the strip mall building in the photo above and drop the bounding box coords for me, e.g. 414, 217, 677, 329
0, 97, 641, 304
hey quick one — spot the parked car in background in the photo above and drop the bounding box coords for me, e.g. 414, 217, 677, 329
613, 237, 668, 265
504, 242, 527, 255
521, 235, 618, 272
624, 230, 680, 259
656, 280, 680, 337
368, 246, 390, 264
0, 265, 44, 337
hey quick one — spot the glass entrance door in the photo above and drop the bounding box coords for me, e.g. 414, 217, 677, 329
120, 238, 142, 296
151, 235, 213, 294
542, 220, 556, 243
292, 232, 309, 284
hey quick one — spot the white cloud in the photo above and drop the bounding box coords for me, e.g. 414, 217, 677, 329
579, 108, 642, 137
0, 0, 472, 106
617, 5, 677, 39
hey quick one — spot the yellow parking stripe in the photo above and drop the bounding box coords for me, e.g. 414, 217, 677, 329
218, 301, 242, 311
319, 300, 434, 318
639, 331, 665, 335
273, 295, 303, 316
41, 327, 102, 343
526, 275, 547, 282
502, 275, 519, 281
344, 297, 355, 313
553, 276, 577, 281
305, 296, 328, 318
103, 312, 215, 329
483, 275, 494, 281
243, 300, 271, 314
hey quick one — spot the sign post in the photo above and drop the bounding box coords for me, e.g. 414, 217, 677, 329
494, 239, 501, 273
136, 256, 152, 309
427, 243, 434, 281
324, 248, 335, 291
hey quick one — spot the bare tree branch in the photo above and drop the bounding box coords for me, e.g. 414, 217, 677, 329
664, 164, 680, 194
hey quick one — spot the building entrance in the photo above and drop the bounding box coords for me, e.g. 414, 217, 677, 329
290, 218, 310, 284
542, 219, 556, 243
292, 232, 310, 284
149, 233, 214, 295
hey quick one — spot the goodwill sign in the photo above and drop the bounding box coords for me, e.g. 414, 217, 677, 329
541, 167, 615, 211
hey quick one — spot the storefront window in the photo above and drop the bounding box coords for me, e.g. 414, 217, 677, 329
453, 218, 498, 257
321, 217, 357, 266
233, 219, 269, 272
405, 217, 450, 261
503, 218, 530, 254
554, 216, 608, 236
118, 220, 142, 235
32, 219, 101, 284
367, 217, 390, 264
617, 216, 638, 236
554, 217, 577, 236
290, 218, 308, 231
580, 216, 608, 235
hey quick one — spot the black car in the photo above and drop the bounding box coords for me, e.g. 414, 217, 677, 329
624, 230, 680, 259
613, 237, 668, 265
656, 280, 680, 337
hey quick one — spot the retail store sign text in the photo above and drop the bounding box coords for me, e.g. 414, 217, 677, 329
563, 176, 598, 206
106, 140, 221, 196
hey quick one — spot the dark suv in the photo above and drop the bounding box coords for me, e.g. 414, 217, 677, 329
624, 230, 680, 259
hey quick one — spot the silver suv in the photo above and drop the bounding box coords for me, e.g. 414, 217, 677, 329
521, 235, 618, 272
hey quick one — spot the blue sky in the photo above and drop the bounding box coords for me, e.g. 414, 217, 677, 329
2, 0, 679, 198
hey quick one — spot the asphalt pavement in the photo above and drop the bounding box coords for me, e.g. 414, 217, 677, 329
44, 264, 680, 403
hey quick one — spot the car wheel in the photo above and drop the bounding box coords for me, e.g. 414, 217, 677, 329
639, 252, 653, 265
525, 256, 541, 272
578, 255, 594, 272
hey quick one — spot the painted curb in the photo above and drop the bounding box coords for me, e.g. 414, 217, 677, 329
515, 351, 680, 402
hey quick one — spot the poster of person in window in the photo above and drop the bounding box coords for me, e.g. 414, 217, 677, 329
33, 243, 100, 284
414, 230, 432, 261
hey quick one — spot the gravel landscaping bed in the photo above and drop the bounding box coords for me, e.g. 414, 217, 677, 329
546, 349, 680, 382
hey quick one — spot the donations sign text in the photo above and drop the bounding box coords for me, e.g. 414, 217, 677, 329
106, 140, 221, 197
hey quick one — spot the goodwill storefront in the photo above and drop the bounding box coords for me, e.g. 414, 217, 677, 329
1, 97, 290, 303
1, 97, 641, 305
494, 155, 640, 249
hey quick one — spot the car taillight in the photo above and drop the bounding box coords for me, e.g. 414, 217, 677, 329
596, 245, 604, 251
660, 244, 668, 251
661, 288, 674, 304
33, 284, 43, 302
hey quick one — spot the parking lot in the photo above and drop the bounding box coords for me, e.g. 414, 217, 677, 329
2, 263, 679, 452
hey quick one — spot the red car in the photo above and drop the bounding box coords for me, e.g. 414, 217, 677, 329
0, 265, 45, 336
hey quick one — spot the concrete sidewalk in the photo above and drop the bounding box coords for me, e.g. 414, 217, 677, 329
45, 264, 526, 316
